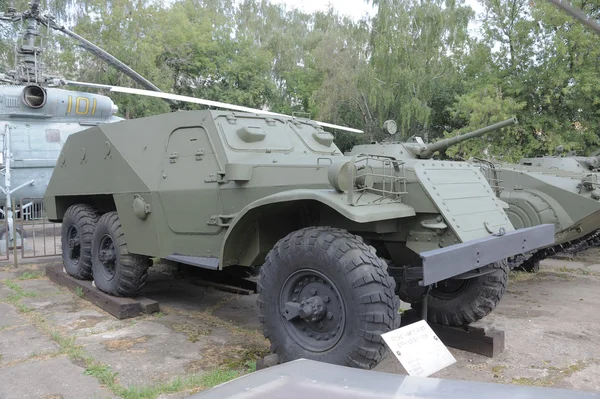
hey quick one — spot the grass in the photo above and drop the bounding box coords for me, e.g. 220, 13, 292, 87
3, 274, 259, 399
117, 369, 241, 399
508, 271, 538, 282
75, 286, 84, 298
14, 303, 32, 313
171, 323, 212, 343
553, 266, 600, 277
491, 365, 506, 374
85, 363, 119, 386
23, 309, 255, 399
510, 360, 594, 388
221, 346, 270, 370
511, 377, 554, 387
16, 271, 44, 280
3, 279, 37, 310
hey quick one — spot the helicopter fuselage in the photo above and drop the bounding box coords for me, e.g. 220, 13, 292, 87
0, 84, 122, 209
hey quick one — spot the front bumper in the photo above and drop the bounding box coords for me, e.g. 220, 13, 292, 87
420, 224, 555, 285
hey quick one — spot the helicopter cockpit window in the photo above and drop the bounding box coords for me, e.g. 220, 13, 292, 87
45, 129, 61, 143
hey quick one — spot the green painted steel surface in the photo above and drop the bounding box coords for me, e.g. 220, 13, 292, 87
44, 111, 551, 271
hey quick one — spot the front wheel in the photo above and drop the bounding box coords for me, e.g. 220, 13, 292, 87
91, 211, 150, 297
417, 260, 508, 326
257, 226, 401, 370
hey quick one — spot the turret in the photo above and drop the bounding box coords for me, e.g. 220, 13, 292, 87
406, 117, 518, 159
518, 147, 600, 173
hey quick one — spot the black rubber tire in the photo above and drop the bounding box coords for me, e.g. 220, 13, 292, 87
423, 260, 508, 326
60, 204, 100, 280
257, 226, 401, 370
91, 211, 149, 297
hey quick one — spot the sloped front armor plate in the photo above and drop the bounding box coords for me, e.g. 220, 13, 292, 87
414, 162, 514, 243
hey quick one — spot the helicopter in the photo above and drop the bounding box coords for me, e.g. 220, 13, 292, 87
0, 0, 362, 249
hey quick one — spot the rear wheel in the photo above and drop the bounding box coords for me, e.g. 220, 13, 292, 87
91, 211, 150, 297
61, 204, 100, 280
418, 260, 508, 326
257, 226, 400, 370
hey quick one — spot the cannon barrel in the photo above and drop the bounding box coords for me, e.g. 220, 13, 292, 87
421, 117, 518, 157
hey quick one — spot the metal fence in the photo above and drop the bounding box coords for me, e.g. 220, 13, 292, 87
0, 198, 62, 263
18, 198, 61, 259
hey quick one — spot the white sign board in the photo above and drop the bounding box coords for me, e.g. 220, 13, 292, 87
381, 320, 456, 377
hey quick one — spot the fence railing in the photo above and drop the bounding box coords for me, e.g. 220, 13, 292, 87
0, 198, 62, 262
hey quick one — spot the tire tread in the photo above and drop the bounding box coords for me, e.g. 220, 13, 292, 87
257, 226, 400, 370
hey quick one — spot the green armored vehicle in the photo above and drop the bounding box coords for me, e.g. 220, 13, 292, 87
44, 111, 553, 369
475, 158, 600, 269
518, 147, 600, 173
349, 118, 600, 274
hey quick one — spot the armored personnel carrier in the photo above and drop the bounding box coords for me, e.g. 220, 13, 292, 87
349, 118, 600, 274
43, 111, 553, 369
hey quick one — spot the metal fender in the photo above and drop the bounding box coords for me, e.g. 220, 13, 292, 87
219, 188, 416, 264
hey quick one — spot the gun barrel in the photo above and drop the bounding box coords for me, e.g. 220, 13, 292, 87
423, 117, 518, 156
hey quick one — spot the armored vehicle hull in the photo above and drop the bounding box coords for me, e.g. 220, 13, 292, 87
472, 161, 600, 268
44, 110, 554, 370
518, 151, 600, 174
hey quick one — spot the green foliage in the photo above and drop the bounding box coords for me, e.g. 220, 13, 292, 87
0, 0, 599, 159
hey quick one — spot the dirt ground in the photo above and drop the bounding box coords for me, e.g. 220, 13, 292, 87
1, 249, 600, 398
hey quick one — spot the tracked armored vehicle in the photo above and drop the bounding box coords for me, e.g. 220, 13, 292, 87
349, 117, 600, 275
518, 148, 600, 173
475, 159, 600, 270
44, 111, 553, 369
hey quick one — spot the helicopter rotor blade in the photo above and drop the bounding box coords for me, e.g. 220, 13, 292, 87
64, 81, 364, 134
37, 18, 177, 105
110, 86, 364, 133
546, 0, 600, 35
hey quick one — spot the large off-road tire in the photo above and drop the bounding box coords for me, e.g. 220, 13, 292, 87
257, 226, 401, 370
91, 211, 150, 297
423, 260, 508, 326
60, 204, 100, 280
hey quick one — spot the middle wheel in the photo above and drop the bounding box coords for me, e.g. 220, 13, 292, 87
91, 211, 150, 297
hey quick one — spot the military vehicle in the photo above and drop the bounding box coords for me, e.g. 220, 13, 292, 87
517, 147, 600, 174
43, 107, 553, 369
348, 118, 600, 275
474, 159, 600, 271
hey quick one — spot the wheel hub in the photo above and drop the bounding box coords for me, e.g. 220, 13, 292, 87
67, 225, 81, 264
298, 296, 326, 322
280, 269, 346, 352
98, 234, 117, 278
98, 249, 116, 263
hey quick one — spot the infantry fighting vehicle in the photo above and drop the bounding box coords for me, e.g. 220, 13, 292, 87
518, 147, 600, 173
475, 158, 600, 270
43, 109, 553, 369
349, 118, 600, 275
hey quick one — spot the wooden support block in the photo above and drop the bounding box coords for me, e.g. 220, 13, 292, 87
137, 297, 159, 314
430, 323, 505, 358
46, 265, 141, 319
399, 309, 505, 357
